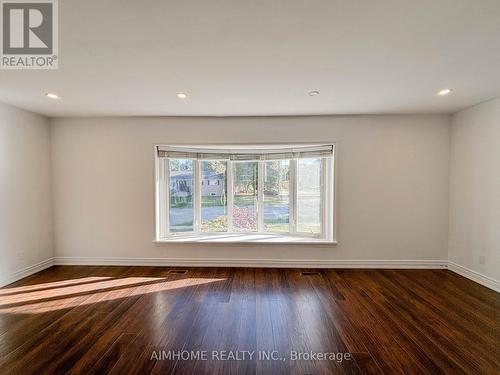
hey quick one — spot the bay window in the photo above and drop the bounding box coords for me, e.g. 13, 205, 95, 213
155, 144, 335, 242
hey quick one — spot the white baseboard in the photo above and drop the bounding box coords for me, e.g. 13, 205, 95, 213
0, 258, 55, 288
52, 257, 498, 292
2, 257, 497, 293
447, 262, 500, 293
53, 257, 448, 269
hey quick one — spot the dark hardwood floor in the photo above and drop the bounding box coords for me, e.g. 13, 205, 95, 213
0, 266, 498, 374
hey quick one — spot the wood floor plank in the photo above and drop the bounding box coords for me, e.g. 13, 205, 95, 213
0, 266, 498, 375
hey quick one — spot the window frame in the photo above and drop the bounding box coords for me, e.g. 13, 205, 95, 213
154, 144, 336, 243
262, 158, 292, 235
232, 159, 260, 233
200, 158, 229, 233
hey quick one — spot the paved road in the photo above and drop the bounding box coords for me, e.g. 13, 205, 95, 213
171, 205, 289, 226
170, 198, 319, 229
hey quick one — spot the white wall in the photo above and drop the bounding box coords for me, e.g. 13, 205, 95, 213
50, 115, 450, 264
0, 102, 53, 285
449, 98, 500, 282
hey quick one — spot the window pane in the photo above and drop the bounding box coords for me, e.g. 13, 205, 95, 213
169, 159, 194, 232
201, 160, 227, 232
264, 160, 290, 233
232, 161, 258, 232
297, 158, 322, 234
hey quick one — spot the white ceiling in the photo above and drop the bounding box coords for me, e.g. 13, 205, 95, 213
1, 0, 499, 117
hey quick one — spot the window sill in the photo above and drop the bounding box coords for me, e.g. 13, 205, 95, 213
154, 233, 337, 246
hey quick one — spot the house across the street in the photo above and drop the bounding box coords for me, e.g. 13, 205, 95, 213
170, 172, 224, 197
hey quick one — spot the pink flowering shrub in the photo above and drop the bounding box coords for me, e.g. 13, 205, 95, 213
233, 207, 257, 230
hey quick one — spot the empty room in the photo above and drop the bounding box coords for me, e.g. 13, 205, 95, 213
0, 0, 499, 374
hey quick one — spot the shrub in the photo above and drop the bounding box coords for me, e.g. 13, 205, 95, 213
232, 207, 257, 230
201, 216, 228, 232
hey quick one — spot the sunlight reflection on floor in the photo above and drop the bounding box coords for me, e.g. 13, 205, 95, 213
0, 277, 113, 295
0, 277, 226, 314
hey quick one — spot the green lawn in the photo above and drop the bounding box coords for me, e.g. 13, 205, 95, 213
264, 223, 289, 232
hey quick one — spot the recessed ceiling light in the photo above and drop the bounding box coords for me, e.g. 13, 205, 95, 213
308, 90, 320, 96
437, 88, 453, 96
45, 93, 60, 99
176, 92, 188, 99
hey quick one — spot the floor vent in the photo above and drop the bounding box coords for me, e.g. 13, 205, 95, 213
168, 269, 188, 274
301, 271, 321, 276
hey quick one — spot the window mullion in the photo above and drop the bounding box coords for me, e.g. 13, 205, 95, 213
227, 161, 234, 232
165, 159, 171, 237
320, 158, 326, 238
290, 159, 298, 235
194, 160, 201, 234
324, 157, 333, 241
257, 159, 264, 233
289, 159, 296, 235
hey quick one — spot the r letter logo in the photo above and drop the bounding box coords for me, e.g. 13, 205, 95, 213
1, 0, 58, 69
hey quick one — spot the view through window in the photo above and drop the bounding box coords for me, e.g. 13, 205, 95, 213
156, 145, 335, 241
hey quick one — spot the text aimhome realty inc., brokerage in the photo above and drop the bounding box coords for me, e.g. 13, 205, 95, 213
150, 350, 353, 363
1, 0, 58, 69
